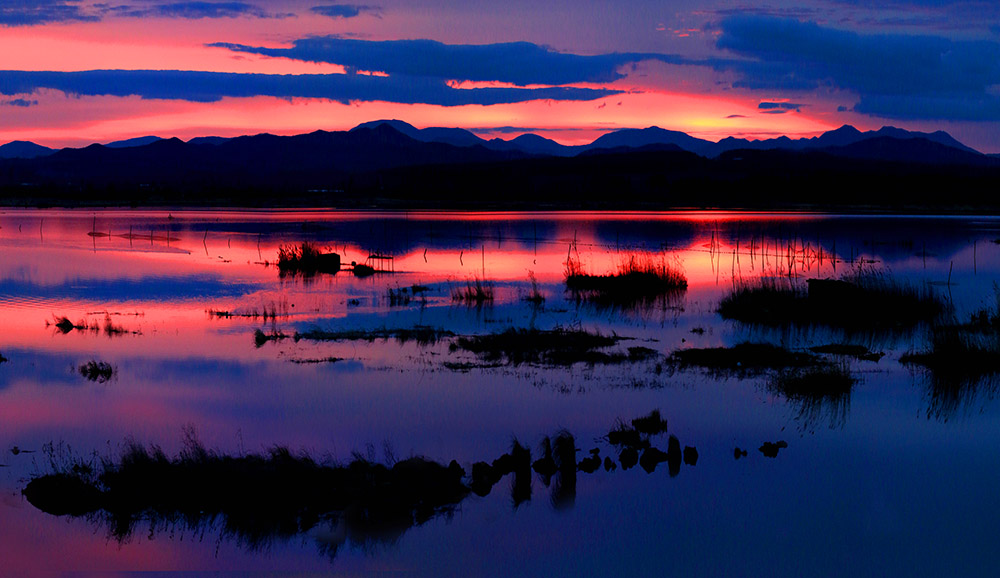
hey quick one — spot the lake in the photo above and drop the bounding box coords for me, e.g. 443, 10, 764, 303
2, 208, 1000, 576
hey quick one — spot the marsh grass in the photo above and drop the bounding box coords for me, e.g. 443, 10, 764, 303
276, 242, 340, 277
719, 269, 947, 330
22, 433, 469, 554
768, 365, 854, 428
253, 329, 289, 347
49, 314, 137, 337
451, 278, 494, 305
900, 286, 1000, 418
451, 327, 652, 366
565, 253, 688, 307
295, 326, 455, 346
78, 360, 115, 383
670, 342, 822, 375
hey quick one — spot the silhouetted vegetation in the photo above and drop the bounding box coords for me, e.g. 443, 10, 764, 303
451, 327, 655, 366
670, 343, 822, 375
896, 288, 1000, 418
0, 351, 7, 364
767, 365, 855, 428
808, 344, 885, 362
719, 270, 947, 330
253, 329, 289, 347
451, 278, 494, 305
295, 326, 455, 346
22, 411, 704, 561
78, 360, 115, 383
276, 242, 340, 277
48, 314, 137, 337
565, 253, 687, 308
759, 441, 788, 458
22, 435, 468, 557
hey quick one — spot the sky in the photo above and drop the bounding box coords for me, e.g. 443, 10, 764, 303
1, 0, 999, 152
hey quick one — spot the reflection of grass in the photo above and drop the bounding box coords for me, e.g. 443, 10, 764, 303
808, 344, 884, 362
768, 365, 854, 428
49, 314, 136, 337
253, 329, 289, 347
719, 270, 946, 330
565, 253, 687, 307
276, 242, 340, 277
451, 278, 494, 305
295, 326, 455, 346
670, 342, 821, 374
23, 433, 469, 556
78, 360, 115, 383
902, 327, 1000, 418
451, 327, 654, 366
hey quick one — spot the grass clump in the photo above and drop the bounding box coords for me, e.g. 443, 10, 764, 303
451, 327, 646, 366
78, 361, 115, 383
253, 329, 289, 347
767, 365, 855, 428
276, 242, 340, 277
565, 253, 687, 307
295, 326, 455, 346
719, 270, 947, 330
451, 278, 494, 305
670, 342, 821, 375
22, 433, 468, 556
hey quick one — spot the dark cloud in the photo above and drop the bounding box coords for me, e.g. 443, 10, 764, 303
210, 37, 688, 86
0, 69, 620, 106
758, 101, 804, 112
111, 2, 286, 19
711, 15, 1000, 121
1, 1, 291, 25
2, 98, 39, 107
0, 0, 98, 26
725, 114, 747, 118
310, 4, 380, 19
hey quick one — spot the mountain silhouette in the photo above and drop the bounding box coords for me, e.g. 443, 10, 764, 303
0, 140, 54, 159
1, 121, 997, 209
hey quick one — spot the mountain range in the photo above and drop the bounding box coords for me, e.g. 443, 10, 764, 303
0, 119, 989, 163
1, 120, 997, 210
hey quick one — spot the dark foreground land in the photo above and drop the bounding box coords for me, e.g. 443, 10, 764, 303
2, 123, 999, 211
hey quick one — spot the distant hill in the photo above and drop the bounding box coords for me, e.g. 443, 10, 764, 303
0, 140, 54, 159
106, 136, 164, 148
2, 120, 997, 210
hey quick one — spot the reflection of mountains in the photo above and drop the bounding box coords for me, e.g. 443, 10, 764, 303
23, 413, 698, 562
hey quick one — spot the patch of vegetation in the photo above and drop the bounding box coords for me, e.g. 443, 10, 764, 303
900, 291, 1000, 420
288, 357, 342, 365
808, 344, 885, 362
49, 314, 138, 337
451, 278, 494, 305
253, 329, 289, 348
719, 270, 947, 330
523, 271, 545, 304
767, 365, 855, 428
295, 326, 455, 346
670, 342, 822, 375
22, 434, 468, 556
451, 327, 652, 366
565, 253, 688, 307
387, 285, 429, 307
276, 242, 340, 277
78, 361, 115, 383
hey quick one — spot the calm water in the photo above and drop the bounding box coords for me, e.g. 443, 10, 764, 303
2, 209, 1000, 576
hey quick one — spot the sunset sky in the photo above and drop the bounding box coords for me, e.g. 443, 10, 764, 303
1, 1, 999, 152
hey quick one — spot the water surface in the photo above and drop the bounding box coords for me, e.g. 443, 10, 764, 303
2, 209, 1000, 576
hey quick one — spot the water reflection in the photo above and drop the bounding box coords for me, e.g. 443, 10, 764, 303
5, 209, 1000, 574
24, 410, 701, 563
